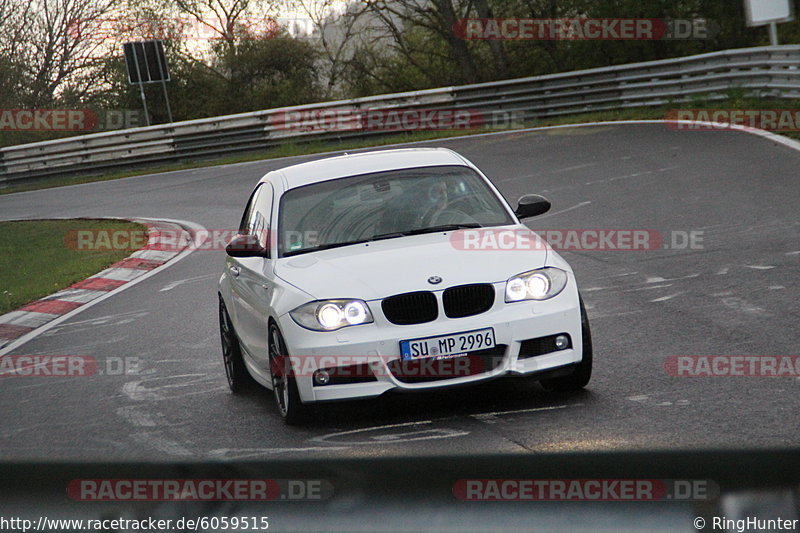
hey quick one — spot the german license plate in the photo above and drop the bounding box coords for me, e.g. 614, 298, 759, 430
400, 328, 495, 360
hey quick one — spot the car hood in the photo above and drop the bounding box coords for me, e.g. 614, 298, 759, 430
274, 226, 549, 301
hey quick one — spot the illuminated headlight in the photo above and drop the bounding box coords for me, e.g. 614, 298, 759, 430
505, 267, 568, 302
290, 299, 374, 331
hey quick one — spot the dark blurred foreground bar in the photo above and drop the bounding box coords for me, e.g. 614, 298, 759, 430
1, 450, 798, 532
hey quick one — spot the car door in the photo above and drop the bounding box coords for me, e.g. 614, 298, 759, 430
228, 182, 276, 370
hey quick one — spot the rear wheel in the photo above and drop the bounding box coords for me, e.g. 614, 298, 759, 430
540, 295, 593, 392
268, 322, 309, 425
219, 297, 255, 393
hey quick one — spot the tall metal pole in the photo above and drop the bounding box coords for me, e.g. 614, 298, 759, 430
769, 21, 779, 45
132, 46, 151, 127
138, 81, 151, 127
154, 48, 173, 123
160, 80, 173, 123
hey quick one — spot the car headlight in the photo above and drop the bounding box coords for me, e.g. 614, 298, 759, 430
290, 299, 374, 331
505, 267, 568, 302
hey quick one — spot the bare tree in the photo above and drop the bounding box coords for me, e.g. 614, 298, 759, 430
291, 0, 371, 99
0, 1, 32, 106
0, 0, 33, 64
364, 0, 482, 84
169, 0, 281, 55
473, 0, 508, 78
7, 0, 119, 106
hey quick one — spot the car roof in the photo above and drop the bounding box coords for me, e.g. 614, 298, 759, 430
263, 148, 472, 190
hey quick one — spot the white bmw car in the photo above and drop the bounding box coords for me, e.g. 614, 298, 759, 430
218, 148, 592, 424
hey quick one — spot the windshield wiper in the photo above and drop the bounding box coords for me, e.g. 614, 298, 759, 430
370, 223, 482, 241
283, 239, 370, 257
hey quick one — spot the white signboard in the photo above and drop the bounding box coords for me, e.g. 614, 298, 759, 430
744, 0, 794, 26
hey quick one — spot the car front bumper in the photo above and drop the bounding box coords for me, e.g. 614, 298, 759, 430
277, 281, 583, 403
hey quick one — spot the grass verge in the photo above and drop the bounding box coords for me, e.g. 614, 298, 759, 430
0, 219, 147, 314
2, 95, 799, 195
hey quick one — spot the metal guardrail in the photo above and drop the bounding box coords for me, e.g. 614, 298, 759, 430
1, 45, 799, 185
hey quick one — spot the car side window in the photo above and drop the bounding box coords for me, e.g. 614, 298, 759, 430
239, 185, 262, 234
248, 183, 273, 253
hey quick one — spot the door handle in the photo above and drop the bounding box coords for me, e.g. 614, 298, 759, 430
229, 266, 240, 277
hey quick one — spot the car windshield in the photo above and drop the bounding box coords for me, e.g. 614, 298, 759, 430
278, 165, 514, 257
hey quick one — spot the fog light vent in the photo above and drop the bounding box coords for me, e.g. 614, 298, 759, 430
313, 369, 331, 386
555, 335, 570, 350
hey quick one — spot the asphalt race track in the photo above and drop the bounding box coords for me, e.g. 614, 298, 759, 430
1, 123, 798, 461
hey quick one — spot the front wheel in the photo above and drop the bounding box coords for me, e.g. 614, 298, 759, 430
268, 322, 309, 425
219, 298, 255, 393
540, 295, 593, 392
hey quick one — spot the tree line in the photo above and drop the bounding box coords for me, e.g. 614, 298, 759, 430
1, 0, 798, 145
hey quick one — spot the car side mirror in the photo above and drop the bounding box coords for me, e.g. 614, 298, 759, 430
515, 194, 551, 219
225, 233, 267, 257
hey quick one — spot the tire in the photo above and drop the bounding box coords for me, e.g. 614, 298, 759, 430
540, 295, 593, 392
219, 297, 256, 393
268, 322, 310, 425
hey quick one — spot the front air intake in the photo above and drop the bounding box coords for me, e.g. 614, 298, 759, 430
381, 291, 438, 325
442, 284, 495, 318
